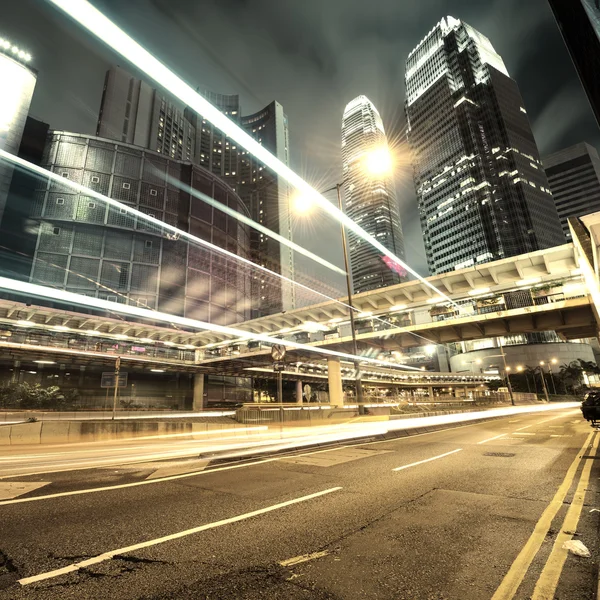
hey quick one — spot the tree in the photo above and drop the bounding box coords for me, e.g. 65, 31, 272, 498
558, 361, 584, 394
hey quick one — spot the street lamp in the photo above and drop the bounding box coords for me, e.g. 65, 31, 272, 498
538, 361, 550, 402
463, 358, 482, 374
546, 358, 558, 395
292, 146, 394, 415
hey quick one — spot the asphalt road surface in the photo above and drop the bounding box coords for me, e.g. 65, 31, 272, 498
0, 406, 598, 599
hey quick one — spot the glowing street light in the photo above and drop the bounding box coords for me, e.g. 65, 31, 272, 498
363, 146, 393, 176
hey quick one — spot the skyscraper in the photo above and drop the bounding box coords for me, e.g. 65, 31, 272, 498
405, 17, 564, 275
96, 66, 293, 316
543, 142, 600, 240
548, 0, 600, 128
341, 95, 405, 293
0, 35, 36, 225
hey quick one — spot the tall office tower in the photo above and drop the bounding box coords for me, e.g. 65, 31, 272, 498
548, 0, 600, 128
544, 142, 600, 240
97, 66, 195, 161
240, 102, 294, 314
0, 36, 36, 225
405, 17, 565, 275
97, 66, 294, 316
341, 95, 406, 293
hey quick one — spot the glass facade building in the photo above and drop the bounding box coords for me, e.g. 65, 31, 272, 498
29, 132, 252, 325
548, 0, 600, 129
0, 36, 36, 225
544, 142, 600, 240
405, 17, 564, 275
341, 96, 406, 293
96, 67, 293, 316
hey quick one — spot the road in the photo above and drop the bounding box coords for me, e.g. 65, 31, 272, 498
0, 406, 598, 599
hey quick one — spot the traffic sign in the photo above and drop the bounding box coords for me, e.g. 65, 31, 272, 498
271, 344, 286, 361
101, 372, 128, 388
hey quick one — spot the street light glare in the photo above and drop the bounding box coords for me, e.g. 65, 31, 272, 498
364, 146, 393, 176
292, 193, 314, 215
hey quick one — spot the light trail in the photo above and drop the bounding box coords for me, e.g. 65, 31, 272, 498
0, 276, 423, 372
0, 150, 344, 308
166, 172, 345, 276
44, 0, 460, 310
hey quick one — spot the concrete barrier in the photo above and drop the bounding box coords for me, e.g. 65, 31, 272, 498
0, 419, 253, 446
8, 422, 42, 445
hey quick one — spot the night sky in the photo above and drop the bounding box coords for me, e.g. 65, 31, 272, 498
3, 0, 599, 295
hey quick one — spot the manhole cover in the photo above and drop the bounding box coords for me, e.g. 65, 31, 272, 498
484, 452, 516, 457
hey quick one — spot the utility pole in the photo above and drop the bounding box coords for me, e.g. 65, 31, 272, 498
336, 183, 365, 414
112, 356, 121, 421
498, 341, 515, 406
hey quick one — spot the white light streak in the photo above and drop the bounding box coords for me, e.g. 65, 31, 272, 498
0, 150, 351, 311
44, 0, 459, 310
0, 276, 422, 371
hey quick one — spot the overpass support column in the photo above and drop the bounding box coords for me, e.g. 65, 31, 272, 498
327, 358, 343, 406
296, 380, 303, 404
193, 373, 205, 411
427, 386, 434, 399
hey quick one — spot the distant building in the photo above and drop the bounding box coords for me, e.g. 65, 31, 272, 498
548, 0, 600, 128
96, 66, 293, 316
543, 142, 600, 240
341, 96, 406, 293
0, 35, 36, 225
29, 131, 252, 325
405, 17, 564, 275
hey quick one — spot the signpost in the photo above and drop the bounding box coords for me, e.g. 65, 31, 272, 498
271, 345, 286, 421
100, 359, 127, 420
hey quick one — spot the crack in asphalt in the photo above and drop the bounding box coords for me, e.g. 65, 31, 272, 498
0, 549, 18, 591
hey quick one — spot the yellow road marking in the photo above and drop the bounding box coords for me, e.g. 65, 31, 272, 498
491, 430, 595, 600
531, 432, 599, 599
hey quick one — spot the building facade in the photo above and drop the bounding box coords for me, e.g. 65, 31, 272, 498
544, 142, 600, 240
341, 96, 406, 293
0, 36, 36, 225
29, 131, 252, 325
548, 0, 600, 129
96, 67, 293, 316
405, 17, 564, 275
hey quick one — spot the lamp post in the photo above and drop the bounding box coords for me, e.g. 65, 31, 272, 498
293, 147, 394, 415
546, 358, 558, 395
539, 361, 551, 402
497, 342, 515, 406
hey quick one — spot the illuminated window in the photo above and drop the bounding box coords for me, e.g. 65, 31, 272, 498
91, 176, 100, 183
122, 182, 130, 190
88, 202, 95, 209
150, 189, 158, 197
56, 198, 65, 205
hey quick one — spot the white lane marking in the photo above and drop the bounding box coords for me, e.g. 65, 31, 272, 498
477, 433, 507, 445
280, 550, 330, 567
514, 425, 534, 431
18, 486, 342, 586
513, 432, 536, 436
392, 449, 462, 472
508, 420, 521, 423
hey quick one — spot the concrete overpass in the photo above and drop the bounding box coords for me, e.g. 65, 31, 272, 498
1, 241, 598, 406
